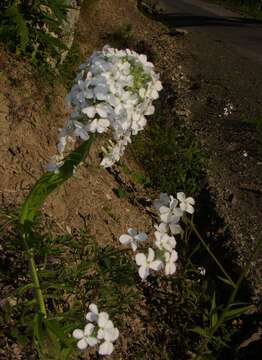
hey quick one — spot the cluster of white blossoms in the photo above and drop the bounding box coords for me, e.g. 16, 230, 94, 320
48, 46, 162, 172
73, 304, 119, 356
119, 192, 195, 280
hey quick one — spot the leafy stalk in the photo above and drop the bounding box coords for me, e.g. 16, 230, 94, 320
19, 135, 95, 316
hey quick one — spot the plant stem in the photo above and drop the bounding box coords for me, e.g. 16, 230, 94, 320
188, 219, 236, 288
23, 233, 47, 318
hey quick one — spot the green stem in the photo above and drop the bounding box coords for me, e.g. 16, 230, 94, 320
188, 218, 236, 288
23, 233, 47, 318
28, 249, 47, 317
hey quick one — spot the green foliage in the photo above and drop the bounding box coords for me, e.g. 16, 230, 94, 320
133, 85, 204, 195
0, 0, 69, 65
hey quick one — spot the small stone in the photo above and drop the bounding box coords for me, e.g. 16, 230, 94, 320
169, 28, 189, 36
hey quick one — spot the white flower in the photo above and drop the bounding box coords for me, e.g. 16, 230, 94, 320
154, 231, 176, 253
98, 327, 119, 356
198, 266, 206, 276
97, 312, 119, 356
46, 155, 64, 174
86, 303, 99, 322
82, 103, 110, 119
119, 228, 147, 251
87, 118, 110, 133
73, 121, 90, 140
135, 248, 163, 280
73, 323, 98, 350
159, 197, 183, 224
164, 250, 178, 275
97, 312, 113, 330
177, 192, 195, 214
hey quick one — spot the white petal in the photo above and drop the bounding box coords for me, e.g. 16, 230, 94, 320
131, 242, 137, 252
97, 328, 105, 340
148, 248, 155, 262
86, 311, 98, 322
169, 223, 183, 235
72, 329, 84, 340
135, 253, 147, 266
154, 231, 162, 242
187, 204, 195, 214
99, 341, 114, 356
187, 197, 195, 205
127, 228, 137, 237
104, 327, 119, 342
150, 260, 163, 271
145, 105, 155, 116
165, 262, 176, 275
98, 312, 110, 328
138, 265, 150, 280
104, 320, 114, 330
74, 127, 89, 140
84, 323, 95, 336
177, 192, 186, 202
171, 250, 178, 262
77, 338, 88, 350
134, 232, 147, 242
119, 234, 132, 245
159, 206, 170, 215
159, 222, 168, 232
89, 303, 99, 315
82, 106, 96, 118
97, 118, 110, 133
96, 104, 108, 118
87, 337, 98, 347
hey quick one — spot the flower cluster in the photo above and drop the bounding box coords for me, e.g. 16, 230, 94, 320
73, 304, 119, 356
119, 192, 195, 280
48, 46, 162, 172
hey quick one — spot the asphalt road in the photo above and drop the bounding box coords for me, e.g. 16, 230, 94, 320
161, 0, 262, 63
155, 0, 262, 298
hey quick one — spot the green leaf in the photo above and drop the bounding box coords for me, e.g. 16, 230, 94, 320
33, 313, 45, 351
223, 305, 251, 322
217, 275, 236, 288
190, 327, 209, 337
4, 4, 29, 52
45, 319, 64, 340
20, 135, 94, 225
210, 292, 218, 328
17, 283, 34, 296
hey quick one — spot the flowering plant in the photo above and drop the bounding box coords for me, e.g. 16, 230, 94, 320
73, 304, 119, 356
17, 46, 162, 358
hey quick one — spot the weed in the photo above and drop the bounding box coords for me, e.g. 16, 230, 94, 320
119, 162, 152, 187
0, 0, 69, 65
102, 23, 133, 48
113, 186, 129, 199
